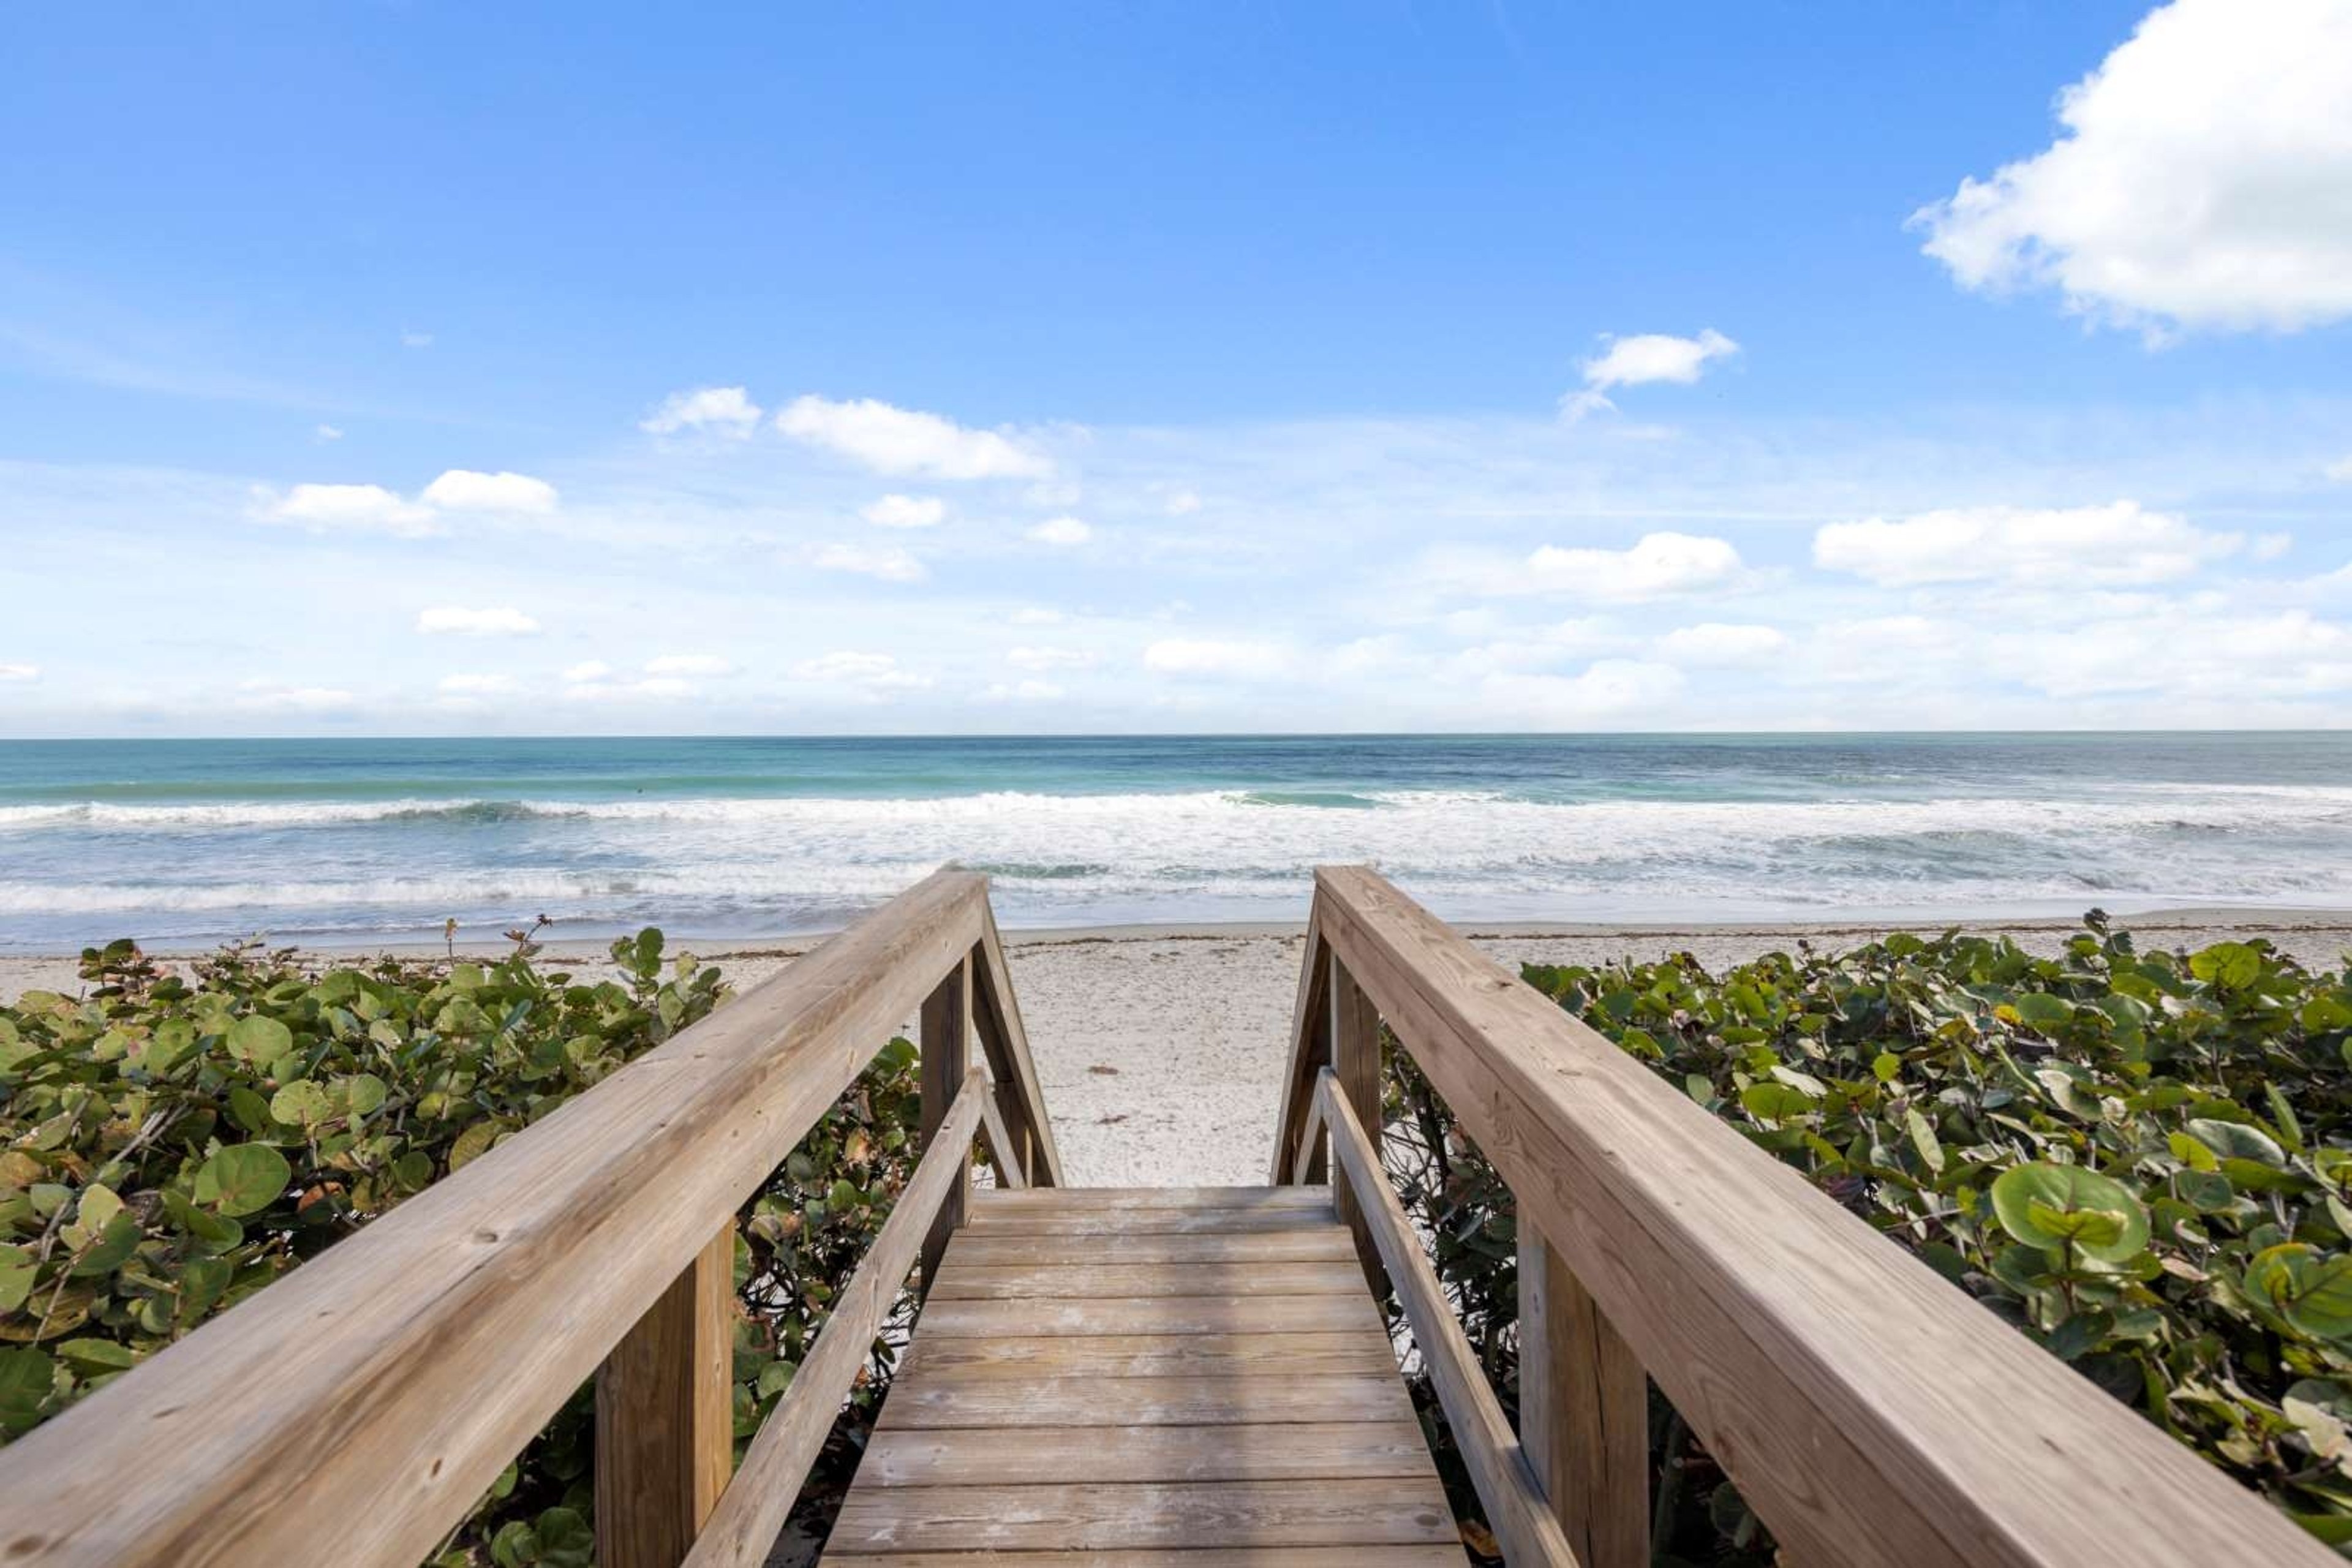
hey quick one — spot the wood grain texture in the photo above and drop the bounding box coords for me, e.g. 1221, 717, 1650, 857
916, 957, 971, 1292
1317, 1071, 1578, 1568
943, 1227, 1359, 1266
874, 1373, 1418, 1430
857, 1422, 1441, 1485
961, 1207, 1341, 1235
1520, 1213, 1648, 1568
973, 899, 1065, 1188
826, 1479, 1460, 1553
1329, 952, 1385, 1289
914, 1291, 1384, 1338
0, 869, 995, 1568
1269, 908, 1334, 1182
1311, 864, 2333, 1568
897, 1331, 1399, 1381
681, 1071, 984, 1568
974, 1091, 1027, 1191
828, 1553, 1464, 1568
926, 1259, 1368, 1300
595, 1225, 734, 1568
973, 1186, 1336, 1210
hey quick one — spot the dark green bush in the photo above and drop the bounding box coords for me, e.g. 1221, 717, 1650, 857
1385, 916, 2352, 1561
0, 935, 922, 1566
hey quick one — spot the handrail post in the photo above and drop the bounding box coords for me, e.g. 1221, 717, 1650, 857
596, 1224, 735, 1568
919, 950, 974, 1292
1518, 1215, 1649, 1568
1329, 952, 1382, 1286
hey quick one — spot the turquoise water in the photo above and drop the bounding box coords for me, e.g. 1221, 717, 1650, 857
0, 734, 2346, 949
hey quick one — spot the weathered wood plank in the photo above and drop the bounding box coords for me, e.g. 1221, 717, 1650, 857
1270, 907, 1334, 1182
829, 1549, 1466, 1567
916, 956, 971, 1292
942, 1227, 1359, 1266
897, 1330, 1399, 1381
962, 1207, 1340, 1235
972, 1186, 1335, 1210
858, 1421, 1440, 1485
1313, 863, 2334, 1568
1329, 954, 1384, 1289
874, 1372, 1416, 1430
1317, 1070, 1578, 1567
826, 1479, 1460, 1553
926, 1259, 1368, 1300
681, 1071, 984, 1568
595, 1225, 734, 1568
974, 1090, 1027, 1191
0, 869, 994, 1568
914, 1292, 1383, 1338
1521, 1213, 1648, 1568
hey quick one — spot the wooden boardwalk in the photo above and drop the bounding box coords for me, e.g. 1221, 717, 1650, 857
823, 1186, 1460, 1562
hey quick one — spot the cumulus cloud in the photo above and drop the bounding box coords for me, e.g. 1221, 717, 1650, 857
810, 543, 927, 583
236, 681, 356, 714
415, 606, 541, 637
313, 424, 343, 443
1010, 607, 1065, 625
775, 395, 1052, 480
640, 386, 763, 437
0, 663, 39, 681
263, 483, 440, 537
2328, 456, 2352, 483
1143, 638, 1290, 679
1563, 330, 1739, 419
437, 673, 515, 695
1813, 501, 2241, 586
1655, 622, 1789, 666
1166, 489, 1203, 516
562, 660, 612, 683
980, 680, 1066, 703
791, 651, 930, 690
420, 469, 560, 514
1439, 532, 1747, 601
862, 493, 947, 529
563, 674, 696, 704
644, 654, 737, 677
1482, 660, 1686, 720
1006, 646, 1093, 671
1025, 516, 1092, 546
1912, 0, 2352, 335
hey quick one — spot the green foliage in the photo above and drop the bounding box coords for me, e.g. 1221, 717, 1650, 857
1386, 915, 2352, 1559
0, 932, 923, 1564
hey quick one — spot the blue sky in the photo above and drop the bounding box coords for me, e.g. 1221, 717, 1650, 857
2, 0, 2348, 734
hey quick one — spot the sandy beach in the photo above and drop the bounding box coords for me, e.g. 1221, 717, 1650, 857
9, 910, 2349, 1187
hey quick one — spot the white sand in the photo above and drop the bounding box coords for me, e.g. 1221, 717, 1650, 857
7, 913, 2348, 1188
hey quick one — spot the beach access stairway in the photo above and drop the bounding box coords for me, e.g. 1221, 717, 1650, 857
0, 869, 2332, 1567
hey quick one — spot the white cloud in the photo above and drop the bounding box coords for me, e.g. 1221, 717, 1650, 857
810, 543, 927, 583
645, 654, 737, 677
1166, 489, 1203, 516
400, 328, 432, 349
1026, 516, 1092, 546
2255, 532, 2294, 562
313, 424, 343, 443
1144, 638, 1290, 679
437, 673, 514, 695
1007, 646, 1093, 671
1814, 501, 2241, 587
236, 681, 356, 714
1912, 0, 2352, 336
980, 680, 1066, 703
562, 660, 612, 683
263, 483, 439, 537
862, 493, 947, 529
791, 650, 930, 690
416, 606, 541, 637
640, 385, 763, 437
563, 675, 696, 704
420, 469, 559, 514
1010, 607, 1065, 625
1452, 532, 1747, 601
0, 663, 39, 682
775, 395, 1052, 480
1564, 330, 1738, 419
1482, 660, 1687, 720
2328, 456, 2352, 483
1656, 622, 1789, 666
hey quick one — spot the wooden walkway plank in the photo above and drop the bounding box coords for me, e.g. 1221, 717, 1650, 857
897, 1331, 1400, 1381
925, 1259, 1368, 1300
971, 1186, 1337, 1211
827, 1479, 1459, 1553
873, 1373, 1417, 1430
956, 1208, 1348, 1236
942, 1227, 1359, 1265
858, 1422, 1438, 1485
912, 1292, 1383, 1337
835, 1551, 1466, 1567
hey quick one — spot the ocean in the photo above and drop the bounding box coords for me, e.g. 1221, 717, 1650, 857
0, 734, 2346, 951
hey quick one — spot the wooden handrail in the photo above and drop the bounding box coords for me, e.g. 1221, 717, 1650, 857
1275, 865, 2333, 1568
0, 869, 1057, 1568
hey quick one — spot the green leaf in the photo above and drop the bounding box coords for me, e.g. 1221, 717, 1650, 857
0, 1348, 57, 1436
0, 1244, 36, 1312
270, 1080, 333, 1129
225, 1014, 293, 1064
2184, 1117, 2285, 1168
1738, 1082, 1815, 1123
194, 1143, 292, 1217
2247, 1245, 2352, 1340
1989, 1163, 2149, 1262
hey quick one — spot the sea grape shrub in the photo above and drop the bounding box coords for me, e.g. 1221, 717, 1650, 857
0, 933, 925, 1567
1384, 917, 2352, 1559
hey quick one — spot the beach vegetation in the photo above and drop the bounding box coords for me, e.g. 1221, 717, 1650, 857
1385, 914, 2352, 1560
0, 934, 921, 1565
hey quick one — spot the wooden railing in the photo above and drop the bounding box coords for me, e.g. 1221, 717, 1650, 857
1273, 865, 2334, 1568
0, 869, 1060, 1568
